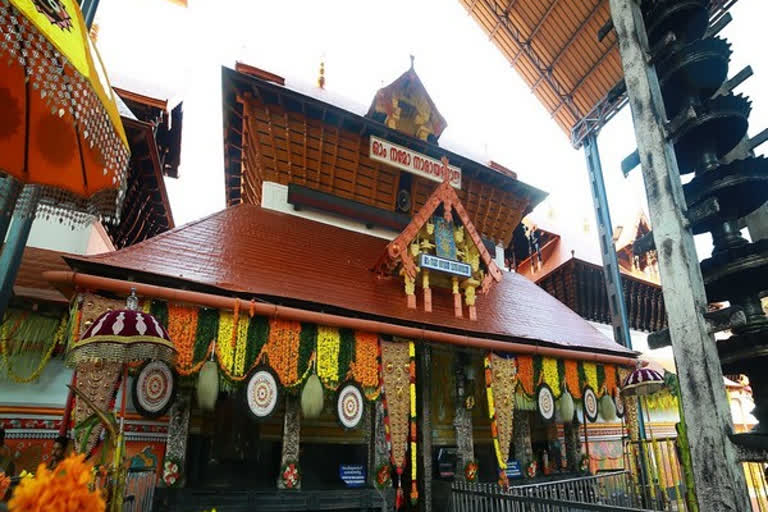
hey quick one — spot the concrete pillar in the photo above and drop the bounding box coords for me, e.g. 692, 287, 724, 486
610, 0, 750, 508
513, 412, 533, 469
564, 420, 581, 472
453, 366, 475, 482
277, 394, 301, 489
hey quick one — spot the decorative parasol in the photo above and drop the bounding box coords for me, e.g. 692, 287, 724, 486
621, 365, 667, 504
0, 0, 129, 225
67, 290, 176, 366
621, 367, 666, 396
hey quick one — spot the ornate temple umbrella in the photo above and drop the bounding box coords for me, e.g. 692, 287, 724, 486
0, 0, 129, 222
621, 367, 666, 397
0, 0, 130, 317
66, 290, 176, 457
621, 366, 667, 504
67, 295, 175, 366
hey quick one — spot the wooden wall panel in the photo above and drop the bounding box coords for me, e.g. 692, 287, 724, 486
241, 95, 531, 244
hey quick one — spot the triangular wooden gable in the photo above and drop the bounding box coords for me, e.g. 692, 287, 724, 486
374, 178, 503, 320
366, 66, 447, 141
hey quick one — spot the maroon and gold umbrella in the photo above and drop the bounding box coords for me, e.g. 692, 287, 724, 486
67, 308, 175, 366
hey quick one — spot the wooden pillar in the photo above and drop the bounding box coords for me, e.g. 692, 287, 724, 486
513, 412, 533, 470
419, 344, 433, 512
564, 420, 581, 472
166, 392, 192, 487
277, 394, 301, 489
609, 0, 750, 508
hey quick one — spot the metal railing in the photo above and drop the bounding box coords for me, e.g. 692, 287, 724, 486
451, 471, 653, 512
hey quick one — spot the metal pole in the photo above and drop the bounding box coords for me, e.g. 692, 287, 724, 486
78, 0, 101, 30
583, 132, 633, 349
609, 0, 750, 509
0, 177, 23, 243
0, 186, 40, 318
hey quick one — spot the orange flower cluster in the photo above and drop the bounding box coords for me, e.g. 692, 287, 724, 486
167, 304, 199, 370
350, 331, 380, 398
517, 356, 534, 396
564, 360, 581, 399
604, 364, 617, 396
9, 454, 105, 512
263, 319, 302, 386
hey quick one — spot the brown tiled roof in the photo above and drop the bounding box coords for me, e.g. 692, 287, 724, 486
15, 247, 69, 303
66, 205, 632, 356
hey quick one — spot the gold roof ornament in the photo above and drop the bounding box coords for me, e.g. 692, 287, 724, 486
366, 56, 447, 142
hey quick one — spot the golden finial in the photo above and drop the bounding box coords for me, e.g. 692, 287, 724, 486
317, 61, 325, 89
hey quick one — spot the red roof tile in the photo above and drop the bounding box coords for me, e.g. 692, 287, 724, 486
67, 205, 632, 356
15, 247, 69, 303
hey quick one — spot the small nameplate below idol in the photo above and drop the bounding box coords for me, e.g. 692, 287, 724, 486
419, 254, 472, 278
339, 464, 366, 487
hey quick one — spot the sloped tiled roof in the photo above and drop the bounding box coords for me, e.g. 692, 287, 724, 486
66, 205, 632, 356
14, 247, 69, 303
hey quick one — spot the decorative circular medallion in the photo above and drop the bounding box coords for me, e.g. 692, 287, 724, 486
537, 384, 556, 422
583, 386, 599, 423
245, 368, 280, 419
614, 388, 625, 418
337, 383, 364, 429
132, 360, 175, 418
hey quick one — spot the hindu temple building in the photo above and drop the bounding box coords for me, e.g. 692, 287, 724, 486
3, 62, 643, 512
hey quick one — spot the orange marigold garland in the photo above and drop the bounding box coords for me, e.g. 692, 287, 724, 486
485, 353, 508, 488
604, 364, 618, 396
9, 453, 105, 512
167, 304, 199, 370
564, 359, 582, 399
350, 331, 381, 400
517, 355, 534, 396
262, 319, 303, 387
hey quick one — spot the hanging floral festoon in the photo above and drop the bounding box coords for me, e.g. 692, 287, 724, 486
484, 352, 517, 487
380, 340, 416, 509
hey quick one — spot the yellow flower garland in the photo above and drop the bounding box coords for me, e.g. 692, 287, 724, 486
408, 341, 417, 505
216, 312, 235, 373
583, 362, 598, 395
542, 357, 560, 397
317, 327, 341, 388
234, 313, 249, 377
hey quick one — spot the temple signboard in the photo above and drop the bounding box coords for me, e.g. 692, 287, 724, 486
369, 136, 461, 189
419, 253, 472, 278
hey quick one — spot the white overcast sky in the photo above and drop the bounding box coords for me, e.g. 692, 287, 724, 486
93, 0, 766, 260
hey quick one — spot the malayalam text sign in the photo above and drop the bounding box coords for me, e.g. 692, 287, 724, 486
369, 136, 461, 189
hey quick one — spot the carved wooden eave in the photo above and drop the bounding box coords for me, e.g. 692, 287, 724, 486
366, 65, 447, 142
374, 177, 503, 320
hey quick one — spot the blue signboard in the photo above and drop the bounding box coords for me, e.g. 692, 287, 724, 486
419, 253, 472, 278
506, 460, 522, 479
339, 464, 366, 488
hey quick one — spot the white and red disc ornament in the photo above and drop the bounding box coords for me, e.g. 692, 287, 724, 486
337, 383, 364, 429
614, 388, 625, 418
245, 368, 280, 419
583, 386, 599, 423
537, 384, 556, 422
132, 360, 176, 418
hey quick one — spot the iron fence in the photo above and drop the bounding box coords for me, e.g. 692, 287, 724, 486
451, 471, 654, 512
